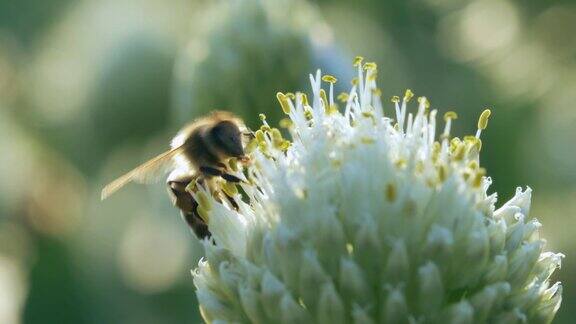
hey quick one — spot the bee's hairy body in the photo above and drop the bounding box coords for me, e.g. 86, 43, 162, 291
101, 111, 251, 240
181, 125, 222, 170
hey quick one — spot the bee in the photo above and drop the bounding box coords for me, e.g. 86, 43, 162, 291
101, 111, 252, 239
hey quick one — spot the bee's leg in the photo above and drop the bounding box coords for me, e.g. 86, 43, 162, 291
167, 175, 195, 213
167, 175, 212, 241
200, 166, 243, 183
220, 173, 243, 183
223, 192, 240, 211
199, 166, 223, 177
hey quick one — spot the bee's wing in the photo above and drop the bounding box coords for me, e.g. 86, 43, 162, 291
101, 146, 184, 200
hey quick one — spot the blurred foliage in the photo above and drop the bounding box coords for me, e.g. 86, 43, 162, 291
172, 0, 348, 129
0, 0, 574, 323
0, 0, 73, 47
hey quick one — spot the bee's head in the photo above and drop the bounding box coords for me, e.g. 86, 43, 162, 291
210, 120, 245, 157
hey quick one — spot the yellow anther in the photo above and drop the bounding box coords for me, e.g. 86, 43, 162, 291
372, 88, 382, 96
437, 165, 447, 182
467, 160, 478, 170
271, 128, 283, 147
472, 168, 486, 188
391, 95, 400, 103
444, 111, 458, 121
367, 71, 378, 81
197, 206, 210, 223
259, 113, 267, 121
353, 56, 364, 67
453, 144, 465, 161
255, 129, 266, 143
228, 158, 239, 172
362, 111, 375, 124
279, 140, 291, 151
304, 109, 313, 120
473, 138, 482, 152
478, 109, 492, 130
363, 62, 377, 71
286, 92, 296, 100
464, 135, 477, 143
404, 89, 414, 102
260, 125, 271, 132
337, 92, 349, 102
196, 191, 211, 210
464, 136, 482, 152
300, 93, 309, 106
417, 96, 430, 110
258, 141, 268, 154
450, 137, 461, 152
279, 118, 293, 129
351, 77, 359, 86
185, 181, 197, 194
386, 183, 397, 202
322, 75, 338, 83
271, 128, 282, 138
328, 105, 339, 114
320, 89, 329, 110
245, 139, 258, 153
276, 92, 291, 114
221, 182, 238, 197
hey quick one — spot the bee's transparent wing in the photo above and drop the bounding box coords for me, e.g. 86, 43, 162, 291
101, 146, 184, 200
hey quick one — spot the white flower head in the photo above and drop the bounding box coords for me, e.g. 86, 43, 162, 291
191, 57, 563, 323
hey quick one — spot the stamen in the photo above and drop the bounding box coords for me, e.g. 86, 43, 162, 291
320, 89, 329, 112
476, 108, 492, 138
417, 96, 430, 114
196, 191, 212, 211
221, 182, 238, 196
443, 111, 458, 121
279, 118, 293, 129
403, 89, 414, 102
276, 92, 291, 114
443, 111, 458, 137
337, 92, 349, 102
322, 75, 338, 84
255, 130, 266, 143
300, 92, 309, 107
472, 168, 486, 187
363, 62, 378, 71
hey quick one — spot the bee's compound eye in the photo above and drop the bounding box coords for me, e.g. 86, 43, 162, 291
212, 121, 245, 157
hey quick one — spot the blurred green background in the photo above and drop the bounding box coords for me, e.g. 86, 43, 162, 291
0, 0, 574, 323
